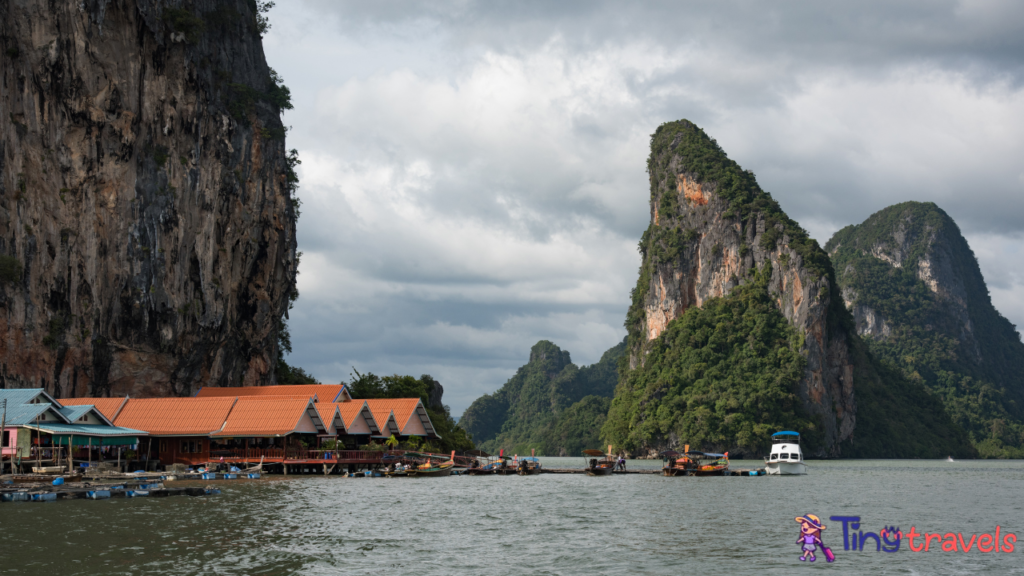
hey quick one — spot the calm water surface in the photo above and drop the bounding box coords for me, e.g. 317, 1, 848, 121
2, 459, 1023, 575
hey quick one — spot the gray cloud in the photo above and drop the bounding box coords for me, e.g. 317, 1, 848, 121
264, 1, 1024, 414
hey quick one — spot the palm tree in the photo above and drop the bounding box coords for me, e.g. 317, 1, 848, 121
385, 434, 399, 451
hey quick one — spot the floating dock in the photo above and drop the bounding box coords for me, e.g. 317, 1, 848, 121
541, 468, 766, 476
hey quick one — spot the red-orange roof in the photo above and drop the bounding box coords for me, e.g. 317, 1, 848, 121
59, 397, 129, 421
315, 403, 344, 434
364, 398, 423, 433
335, 401, 380, 432
114, 398, 237, 436
195, 384, 349, 402
364, 400, 401, 436
212, 398, 324, 437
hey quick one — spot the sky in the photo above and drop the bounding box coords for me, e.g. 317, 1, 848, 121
261, 1, 1024, 415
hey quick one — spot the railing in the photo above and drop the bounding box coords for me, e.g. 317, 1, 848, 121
208, 448, 479, 465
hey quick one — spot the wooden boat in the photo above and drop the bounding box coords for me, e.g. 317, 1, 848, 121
662, 449, 698, 476
409, 465, 452, 477
408, 451, 456, 477
764, 431, 807, 475
12, 473, 83, 484
583, 449, 615, 476
516, 456, 542, 475
690, 451, 730, 476
464, 450, 499, 475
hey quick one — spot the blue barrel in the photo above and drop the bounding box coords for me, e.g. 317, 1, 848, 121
2, 492, 30, 502
86, 490, 110, 500
126, 490, 149, 497
247, 473, 261, 479
32, 493, 58, 502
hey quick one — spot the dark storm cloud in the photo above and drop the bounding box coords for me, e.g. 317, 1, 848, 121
264, 1, 1024, 413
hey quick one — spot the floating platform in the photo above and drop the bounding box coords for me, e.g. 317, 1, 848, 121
540, 468, 765, 476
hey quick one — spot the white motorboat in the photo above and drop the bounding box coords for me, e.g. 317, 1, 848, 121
765, 431, 807, 475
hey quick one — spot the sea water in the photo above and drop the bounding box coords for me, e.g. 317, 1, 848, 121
2, 458, 1023, 575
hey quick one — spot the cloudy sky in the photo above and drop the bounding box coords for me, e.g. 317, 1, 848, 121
261, 1, 1024, 415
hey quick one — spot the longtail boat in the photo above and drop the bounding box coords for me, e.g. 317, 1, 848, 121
516, 456, 542, 475
691, 451, 730, 476
583, 449, 615, 476
408, 451, 456, 477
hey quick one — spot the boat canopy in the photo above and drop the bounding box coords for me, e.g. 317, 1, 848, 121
685, 451, 726, 458
772, 431, 800, 436
520, 457, 539, 462
582, 449, 606, 456
660, 450, 681, 457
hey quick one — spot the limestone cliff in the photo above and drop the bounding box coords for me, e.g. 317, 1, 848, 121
460, 339, 625, 456
0, 0, 298, 397
619, 120, 854, 456
828, 202, 1024, 457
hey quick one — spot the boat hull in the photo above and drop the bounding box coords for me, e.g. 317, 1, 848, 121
409, 467, 452, 477
465, 468, 495, 475
585, 466, 614, 476
765, 461, 806, 475
691, 468, 729, 476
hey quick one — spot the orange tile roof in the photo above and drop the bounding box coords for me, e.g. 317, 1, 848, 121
59, 397, 129, 421
195, 384, 349, 402
212, 398, 324, 437
364, 400, 401, 437
114, 398, 237, 436
315, 403, 344, 434
364, 398, 424, 433
336, 401, 379, 435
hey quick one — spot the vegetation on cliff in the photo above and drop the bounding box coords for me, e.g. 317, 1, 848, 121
607, 120, 973, 458
348, 371, 474, 453
604, 266, 820, 455
828, 202, 1024, 457
459, 339, 625, 455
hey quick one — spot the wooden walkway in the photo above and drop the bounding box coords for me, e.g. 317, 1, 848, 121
542, 468, 766, 476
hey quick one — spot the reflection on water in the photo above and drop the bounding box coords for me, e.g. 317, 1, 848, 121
3, 459, 1024, 575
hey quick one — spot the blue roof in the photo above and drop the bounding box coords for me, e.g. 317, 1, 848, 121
1, 402, 71, 426
58, 405, 113, 425
0, 388, 62, 408
772, 431, 800, 436
23, 423, 147, 437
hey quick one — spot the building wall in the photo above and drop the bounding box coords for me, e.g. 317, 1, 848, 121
401, 415, 427, 437
156, 436, 210, 466
1, 427, 20, 457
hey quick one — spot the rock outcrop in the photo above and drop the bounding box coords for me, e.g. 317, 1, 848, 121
828, 202, 1024, 456
460, 339, 625, 455
620, 120, 854, 456
0, 1, 298, 397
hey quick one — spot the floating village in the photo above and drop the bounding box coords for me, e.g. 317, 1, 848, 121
1, 384, 780, 504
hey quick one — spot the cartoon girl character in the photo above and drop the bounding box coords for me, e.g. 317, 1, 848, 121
796, 514, 829, 562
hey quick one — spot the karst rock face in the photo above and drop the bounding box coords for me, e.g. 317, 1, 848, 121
627, 121, 855, 455
0, 1, 297, 397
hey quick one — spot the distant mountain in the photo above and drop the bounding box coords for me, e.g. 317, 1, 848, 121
602, 120, 974, 458
828, 202, 1024, 457
459, 339, 625, 456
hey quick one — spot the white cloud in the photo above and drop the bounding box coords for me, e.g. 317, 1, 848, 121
264, 1, 1024, 413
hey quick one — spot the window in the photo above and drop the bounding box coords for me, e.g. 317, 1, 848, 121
160, 440, 167, 453
2, 430, 8, 447
181, 440, 189, 453
780, 453, 790, 460
770, 454, 778, 461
